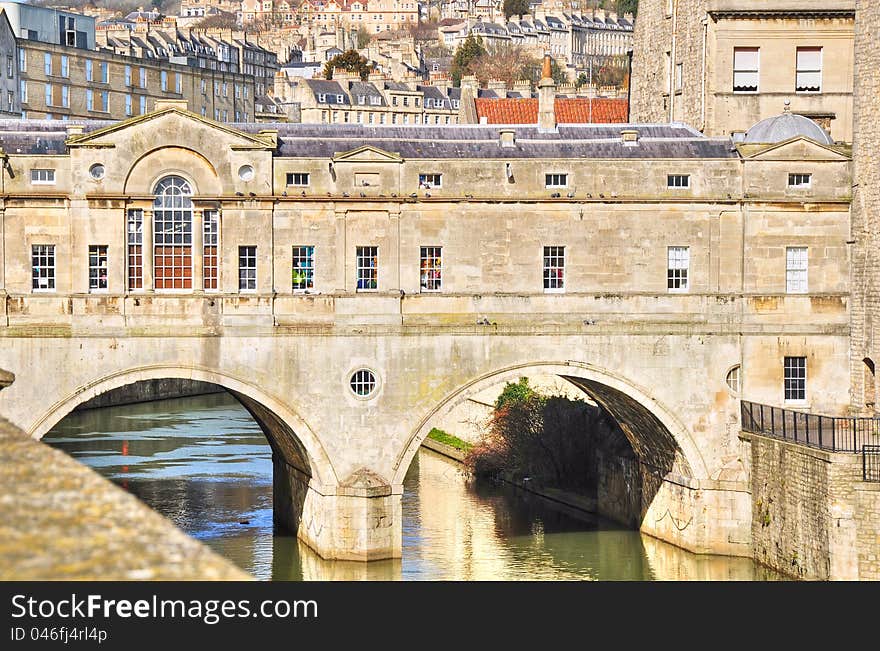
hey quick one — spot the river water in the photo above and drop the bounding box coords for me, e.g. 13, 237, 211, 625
45, 392, 785, 581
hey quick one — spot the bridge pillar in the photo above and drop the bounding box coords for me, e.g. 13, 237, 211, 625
273, 457, 402, 561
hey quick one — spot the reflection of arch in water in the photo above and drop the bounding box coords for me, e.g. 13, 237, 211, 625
394, 360, 708, 487
29, 365, 337, 490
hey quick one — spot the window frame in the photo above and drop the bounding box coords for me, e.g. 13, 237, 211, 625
732, 47, 760, 94
545, 173, 568, 188
788, 173, 812, 189
795, 46, 822, 94
784, 356, 807, 403
543, 245, 565, 293
292, 245, 315, 292
286, 172, 310, 187
88, 244, 109, 292
667, 174, 690, 189
30, 168, 56, 185
418, 173, 442, 189
356, 245, 378, 292
420, 246, 442, 292
32, 244, 56, 292
785, 246, 808, 294
238, 245, 258, 292
667, 245, 690, 293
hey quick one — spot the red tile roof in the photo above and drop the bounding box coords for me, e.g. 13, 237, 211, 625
474, 97, 629, 125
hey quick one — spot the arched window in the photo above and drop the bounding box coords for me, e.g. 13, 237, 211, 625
865, 358, 876, 409
153, 176, 193, 290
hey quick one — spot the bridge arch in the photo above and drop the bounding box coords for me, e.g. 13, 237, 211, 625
29, 364, 338, 490
393, 360, 710, 487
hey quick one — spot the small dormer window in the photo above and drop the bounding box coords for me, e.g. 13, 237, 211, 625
358, 94, 366, 104
667, 174, 690, 189
318, 93, 326, 102
336, 94, 344, 103
788, 173, 812, 188
370, 96, 380, 105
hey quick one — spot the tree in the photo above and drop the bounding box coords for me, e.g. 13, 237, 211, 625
194, 13, 239, 30
355, 26, 372, 49
450, 34, 486, 86
323, 49, 375, 81
503, 0, 530, 19
575, 72, 589, 89
550, 58, 568, 85
616, 0, 638, 16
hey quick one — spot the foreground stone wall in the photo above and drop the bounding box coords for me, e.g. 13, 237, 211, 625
0, 411, 250, 580
745, 431, 880, 580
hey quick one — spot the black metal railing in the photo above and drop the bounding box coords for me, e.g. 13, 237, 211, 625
741, 400, 880, 453
864, 446, 880, 482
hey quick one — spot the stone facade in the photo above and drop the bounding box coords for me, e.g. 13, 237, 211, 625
745, 432, 880, 580
851, 0, 880, 412
0, 105, 855, 560
0, 10, 18, 118
631, 1, 856, 143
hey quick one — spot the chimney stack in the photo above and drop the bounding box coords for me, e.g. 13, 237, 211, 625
537, 54, 556, 133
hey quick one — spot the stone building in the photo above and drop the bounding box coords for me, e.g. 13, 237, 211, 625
0, 97, 855, 561
630, 0, 856, 143
851, 0, 879, 412
0, 9, 19, 117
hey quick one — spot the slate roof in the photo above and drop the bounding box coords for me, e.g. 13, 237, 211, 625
305, 79, 349, 105
0, 120, 737, 160
474, 98, 629, 125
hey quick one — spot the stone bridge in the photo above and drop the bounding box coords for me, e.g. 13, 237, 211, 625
0, 321, 754, 560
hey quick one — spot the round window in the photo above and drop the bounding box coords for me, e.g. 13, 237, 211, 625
89, 163, 105, 180
350, 369, 377, 398
726, 365, 741, 394
238, 164, 255, 181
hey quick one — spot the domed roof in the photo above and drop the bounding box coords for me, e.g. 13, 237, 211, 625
744, 106, 833, 145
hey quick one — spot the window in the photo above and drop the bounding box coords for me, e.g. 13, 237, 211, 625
61, 85, 69, 108
784, 356, 806, 401
139, 96, 146, 115
238, 246, 257, 291
402, 96, 409, 106
30, 169, 55, 184
674, 62, 682, 93
223, 82, 228, 97
214, 81, 220, 96
201, 79, 207, 95
44, 53, 52, 76
286, 172, 310, 186
726, 365, 741, 394
175, 73, 182, 94
125, 65, 132, 87
100, 91, 109, 112
292, 245, 314, 291
100, 62, 108, 84
356, 246, 378, 291
392, 96, 398, 106
86, 89, 94, 111
203, 210, 219, 291
20, 80, 27, 104
545, 173, 567, 188
733, 47, 759, 93
788, 173, 811, 189
127, 209, 143, 291
88, 245, 108, 292
85, 59, 93, 82
786, 246, 808, 294
796, 47, 822, 93
667, 246, 689, 292
370, 95, 380, 105
161, 70, 168, 91
61, 55, 69, 78
418, 173, 441, 189
44, 83, 51, 106
32, 244, 55, 291
350, 369, 377, 397
667, 174, 690, 189
336, 94, 344, 103
125, 94, 132, 116
543, 246, 565, 292
318, 92, 326, 102
153, 176, 193, 290
420, 246, 442, 292
5, 90, 11, 113
18, 49, 26, 73
139, 67, 146, 88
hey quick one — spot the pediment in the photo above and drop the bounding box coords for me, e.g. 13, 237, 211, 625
738, 137, 851, 162
66, 106, 275, 151
332, 144, 403, 164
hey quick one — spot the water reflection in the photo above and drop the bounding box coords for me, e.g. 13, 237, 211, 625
45, 392, 785, 581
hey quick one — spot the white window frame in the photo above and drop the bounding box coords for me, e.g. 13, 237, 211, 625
286, 172, 310, 187
788, 173, 812, 189
88, 244, 109, 292
30, 168, 56, 185
203, 210, 219, 291
238, 245, 257, 292
543, 245, 565, 293
795, 47, 822, 94
667, 246, 690, 293
292, 245, 315, 292
784, 356, 807, 403
786, 246, 808, 294
667, 174, 690, 189
127, 208, 143, 291
733, 47, 760, 94
418, 173, 442, 189
31, 244, 56, 292
545, 173, 568, 188
356, 246, 378, 292
420, 246, 442, 292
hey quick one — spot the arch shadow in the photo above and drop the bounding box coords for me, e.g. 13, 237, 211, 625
29, 365, 337, 490
393, 360, 709, 487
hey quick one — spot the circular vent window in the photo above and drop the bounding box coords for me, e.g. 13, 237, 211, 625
350, 369, 377, 398
89, 163, 105, 180
238, 165, 255, 181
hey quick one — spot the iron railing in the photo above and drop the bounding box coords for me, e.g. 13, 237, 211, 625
864, 446, 880, 482
740, 400, 880, 453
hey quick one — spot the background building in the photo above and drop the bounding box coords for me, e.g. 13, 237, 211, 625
630, 0, 855, 142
